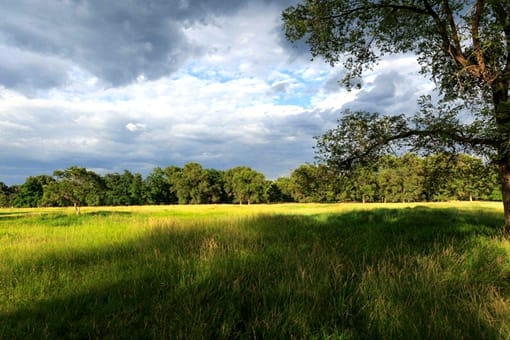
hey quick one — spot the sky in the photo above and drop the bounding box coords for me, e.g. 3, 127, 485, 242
0, 0, 435, 185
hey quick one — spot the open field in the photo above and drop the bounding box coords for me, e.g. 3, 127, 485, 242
1, 202, 510, 339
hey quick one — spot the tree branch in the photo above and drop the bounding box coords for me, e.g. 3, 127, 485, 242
423, 0, 470, 69
471, 0, 486, 79
343, 126, 496, 170
443, 0, 463, 58
320, 4, 430, 19
492, 3, 510, 80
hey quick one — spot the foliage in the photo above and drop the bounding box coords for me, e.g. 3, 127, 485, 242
103, 170, 143, 206
224, 166, 266, 204
40, 166, 104, 213
282, 1, 508, 102
314, 100, 494, 173
377, 154, 424, 203
174, 163, 214, 204
271, 177, 295, 203
12, 175, 54, 208
0, 155, 501, 208
290, 164, 339, 202
0, 182, 14, 208
282, 0, 510, 228
265, 180, 294, 203
143, 167, 173, 205
205, 168, 227, 203
288, 153, 499, 203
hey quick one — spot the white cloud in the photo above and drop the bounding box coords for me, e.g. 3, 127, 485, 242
0, 1, 435, 184
126, 123, 146, 132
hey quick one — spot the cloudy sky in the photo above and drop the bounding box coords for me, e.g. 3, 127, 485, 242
0, 0, 434, 185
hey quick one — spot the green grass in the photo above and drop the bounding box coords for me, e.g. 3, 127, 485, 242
1, 202, 509, 339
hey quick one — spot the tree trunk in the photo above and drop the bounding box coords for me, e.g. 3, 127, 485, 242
493, 77, 510, 232
499, 162, 510, 233
74, 202, 81, 215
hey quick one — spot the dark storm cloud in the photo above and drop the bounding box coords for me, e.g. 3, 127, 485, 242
269, 0, 313, 62
0, 0, 433, 186
0, 0, 298, 92
1, 1, 190, 89
0, 47, 70, 92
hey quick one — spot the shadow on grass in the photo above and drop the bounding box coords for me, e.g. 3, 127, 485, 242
0, 210, 133, 226
1, 206, 508, 339
0, 211, 43, 221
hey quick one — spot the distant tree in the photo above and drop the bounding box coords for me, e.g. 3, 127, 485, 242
283, 1, 510, 230
335, 174, 357, 202
420, 153, 456, 201
272, 177, 295, 203
175, 163, 211, 204
41, 166, 104, 213
129, 172, 144, 205
266, 179, 294, 203
224, 166, 266, 204
143, 167, 171, 205
289, 164, 318, 202
482, 163, 503, 201
377, 154, 424, 203
205, 168, 226, 203
377, 156, 402, 203
289, 164, 338, 202
163, 166, 182, 204
351, 165, 378, 204
399, 154, 426, 202
449, 154, 487, 201
265, 182, 280, 203
0, 182, 13, 208
14, 175, 55, 207
103, 170, 143, 206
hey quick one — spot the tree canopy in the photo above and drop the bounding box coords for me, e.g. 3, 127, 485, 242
0, 157, 501, 209
283, 0, 510, 230
41, 166, 104, 214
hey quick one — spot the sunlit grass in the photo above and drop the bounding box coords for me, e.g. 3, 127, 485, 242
0, 202, 508, 338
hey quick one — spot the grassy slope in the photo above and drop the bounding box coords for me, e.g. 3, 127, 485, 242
0, 203, 509, 339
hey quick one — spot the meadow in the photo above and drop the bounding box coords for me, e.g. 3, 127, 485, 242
1, 202, 510, 339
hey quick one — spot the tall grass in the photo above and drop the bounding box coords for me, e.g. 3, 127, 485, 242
0, 202, 509, 338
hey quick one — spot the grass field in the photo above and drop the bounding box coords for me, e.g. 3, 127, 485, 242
1, 202, 510, 339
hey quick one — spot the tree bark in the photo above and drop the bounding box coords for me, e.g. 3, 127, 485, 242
73, 202, 81, 215
499, 160, 510, 233
494, 77, 510, 232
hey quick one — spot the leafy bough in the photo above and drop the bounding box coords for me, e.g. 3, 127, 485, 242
315, 96, 498, 173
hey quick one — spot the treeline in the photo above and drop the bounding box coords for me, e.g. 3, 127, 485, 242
0, 153, 501, 209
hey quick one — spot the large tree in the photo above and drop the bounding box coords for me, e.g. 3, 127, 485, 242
224, 166, 266, 204
41, 166, 104, 213
283, 1, 510, 230
175, 163, 211, 204
14, 175, 55, 208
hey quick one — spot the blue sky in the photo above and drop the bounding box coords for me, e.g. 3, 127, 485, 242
0, 0, 434, 185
